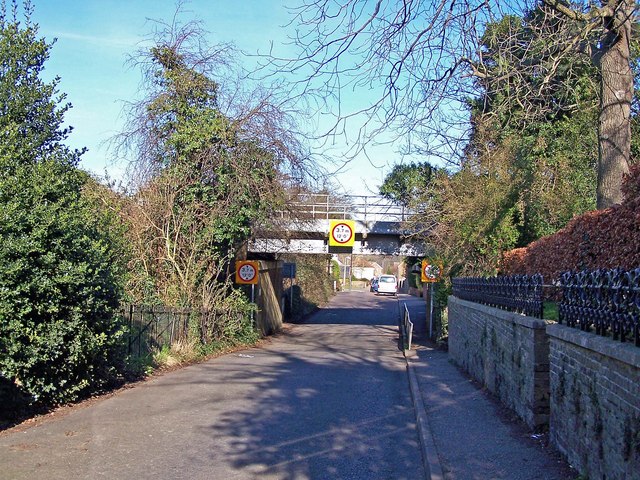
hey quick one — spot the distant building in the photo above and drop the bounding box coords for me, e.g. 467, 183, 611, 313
352, 266, 375, 280
369, 262, 383, 276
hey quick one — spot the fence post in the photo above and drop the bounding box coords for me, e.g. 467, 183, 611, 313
127, 304, 133, 355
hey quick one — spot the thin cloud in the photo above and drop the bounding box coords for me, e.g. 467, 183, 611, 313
49, 31, 142, 50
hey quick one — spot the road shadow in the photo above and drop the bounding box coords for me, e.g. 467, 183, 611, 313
0, 292, 425, 480
204, 333, 422, 478
194, 294, 424, 479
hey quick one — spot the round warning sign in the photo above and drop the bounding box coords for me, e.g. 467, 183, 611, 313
239, 264, 257, 281
330, 222, 354, 245
236, 261, 259, 284
421, 260, 443, 283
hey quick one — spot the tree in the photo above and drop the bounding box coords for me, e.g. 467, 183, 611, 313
272, 0, 638, 208
392, 9, 604, 275
467, 14, 600, 244
379, 162, 437, 206
0, 1, 128, 407
115, 11, 311, 317
396, 13, 602, 276
403, 142, 522, 277
0, 1, 77, 166
541, 0, 636, 208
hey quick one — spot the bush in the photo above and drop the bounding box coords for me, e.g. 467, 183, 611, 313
0, 164, 129, 406
0, 8, 129, 410
501, 165, 640, 280
283, 254, 335, 320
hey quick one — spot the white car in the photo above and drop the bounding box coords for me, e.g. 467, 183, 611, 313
376, 275, 398, 296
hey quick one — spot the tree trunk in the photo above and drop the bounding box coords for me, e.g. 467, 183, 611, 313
595, 2, 633, 209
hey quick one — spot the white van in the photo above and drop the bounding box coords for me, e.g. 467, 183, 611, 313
376, 275, 398, 296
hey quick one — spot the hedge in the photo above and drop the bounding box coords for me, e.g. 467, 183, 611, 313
501, 165, 640, 281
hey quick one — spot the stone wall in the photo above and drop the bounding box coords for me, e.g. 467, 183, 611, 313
448, 295, 640, 479
448, 296, 551, 430
547, 324, 640, 480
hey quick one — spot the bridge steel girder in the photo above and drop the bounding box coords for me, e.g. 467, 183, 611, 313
266, 219, 405, 236
248, 234, 428, 257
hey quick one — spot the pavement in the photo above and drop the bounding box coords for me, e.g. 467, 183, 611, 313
401, 297, 579, 480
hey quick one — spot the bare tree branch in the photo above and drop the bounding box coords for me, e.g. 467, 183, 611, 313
258, 0, 637, 207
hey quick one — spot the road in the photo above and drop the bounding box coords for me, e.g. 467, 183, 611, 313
0, 291, 425, 480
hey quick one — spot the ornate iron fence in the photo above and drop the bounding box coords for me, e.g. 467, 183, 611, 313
558, 268, 640, 346
452, 274, 544, 318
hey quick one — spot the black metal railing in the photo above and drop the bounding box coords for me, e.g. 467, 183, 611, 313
558, 268, 640, 347
122, 304, 247, 358
122, 305, 191, 358
400, 303, 414, 351
452, 274, 544, 318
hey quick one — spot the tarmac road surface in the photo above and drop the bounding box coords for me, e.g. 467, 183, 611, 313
0, 291, 425, 480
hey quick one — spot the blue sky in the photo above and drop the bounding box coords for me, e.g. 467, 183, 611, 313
30, 0, 417, 195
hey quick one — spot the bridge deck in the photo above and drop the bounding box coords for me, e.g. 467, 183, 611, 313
251, 195, 427, 256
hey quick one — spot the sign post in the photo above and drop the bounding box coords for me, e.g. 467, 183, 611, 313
236, 260, 259, 325
283, 263, 296, 316
421, 260, 443, 340
251, 284, 255, 326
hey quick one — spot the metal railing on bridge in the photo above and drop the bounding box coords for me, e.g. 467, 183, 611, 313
274, 194, 410, 223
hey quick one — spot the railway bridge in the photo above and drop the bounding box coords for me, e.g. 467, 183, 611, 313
248, 194, 428, 256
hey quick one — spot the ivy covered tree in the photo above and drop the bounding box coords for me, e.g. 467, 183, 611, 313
466, 13, 600, 245
0, 1, 129, 408
115, 13, 308, 326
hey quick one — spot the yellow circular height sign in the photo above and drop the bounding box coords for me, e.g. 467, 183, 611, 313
235, 260, 259, 285
421, 260, 443, 283
329, 220, 355, 247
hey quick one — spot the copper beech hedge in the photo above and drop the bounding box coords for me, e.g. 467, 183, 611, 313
501, 165, 640, 281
